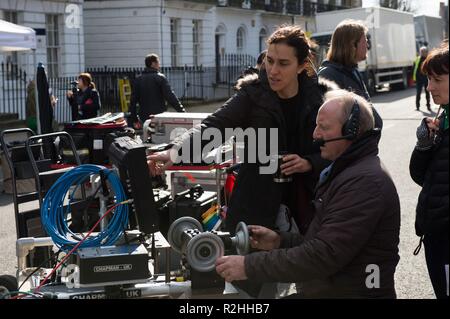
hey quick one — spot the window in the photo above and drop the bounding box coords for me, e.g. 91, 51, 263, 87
46, 14, 60, 77
259, 28, 268, 53
215, 24, 227, 56
170, 18, 180, 67
3, 10, 17, 23
4, 11, 18, 65
192, 20, 201, 66
236, 26, 245, 53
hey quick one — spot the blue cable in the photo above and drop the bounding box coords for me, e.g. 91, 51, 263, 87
41, 164, 129, 252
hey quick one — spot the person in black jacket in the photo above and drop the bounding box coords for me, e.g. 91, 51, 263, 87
66, 73, 101, 121
148, 25, 330, 235
130, 54, 185, 129
318, 19, 383, 131
409, 42, 449, 299
216, 90, 400, 298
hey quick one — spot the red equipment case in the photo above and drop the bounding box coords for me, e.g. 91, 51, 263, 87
64, 121, 127, 164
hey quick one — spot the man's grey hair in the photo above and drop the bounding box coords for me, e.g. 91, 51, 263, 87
323, 89, 375, 137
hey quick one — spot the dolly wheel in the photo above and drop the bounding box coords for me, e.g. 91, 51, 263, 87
0, 275, 18, 299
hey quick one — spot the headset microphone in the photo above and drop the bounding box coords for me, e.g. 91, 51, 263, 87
313, 135, 354, 148
313, 98, 361, 148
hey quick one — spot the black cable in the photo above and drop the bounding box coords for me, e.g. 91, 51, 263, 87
78, 180, 103, 228
17, 249, 62, 291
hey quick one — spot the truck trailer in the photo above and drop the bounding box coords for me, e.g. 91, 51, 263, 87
414, 15, 446, 51
312, 7, 417, 95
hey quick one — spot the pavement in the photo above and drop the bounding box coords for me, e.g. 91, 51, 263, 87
0, 88, 438, 298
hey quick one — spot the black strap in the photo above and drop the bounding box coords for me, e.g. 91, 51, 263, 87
352, 69, 371, 102
413, 235, 424, 256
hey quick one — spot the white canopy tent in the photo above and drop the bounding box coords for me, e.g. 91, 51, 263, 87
0, 19, 40, 132
0, 19, 36, 52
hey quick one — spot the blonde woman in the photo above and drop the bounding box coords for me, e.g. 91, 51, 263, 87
318, 19, 382, 130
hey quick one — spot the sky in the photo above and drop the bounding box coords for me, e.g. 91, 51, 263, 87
362, 0, 448, 17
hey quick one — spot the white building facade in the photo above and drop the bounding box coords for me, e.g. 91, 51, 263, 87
1, 0, 85, 78
1, 0, 85, 121
84, 0, 360, 68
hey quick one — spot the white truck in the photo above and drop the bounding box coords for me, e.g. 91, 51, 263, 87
414, 15, 445, 51
312, 7, 417, 94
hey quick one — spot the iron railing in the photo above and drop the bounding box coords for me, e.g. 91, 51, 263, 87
0, 62, 27, 120
1, 54, 256, 124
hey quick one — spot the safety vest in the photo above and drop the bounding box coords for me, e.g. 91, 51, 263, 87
413, 56, 423, 82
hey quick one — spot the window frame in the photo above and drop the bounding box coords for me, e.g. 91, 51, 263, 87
192, 19, 201, 66
46, 14, 60, 78
170, 18, 180, 67
236, 26, 246, 53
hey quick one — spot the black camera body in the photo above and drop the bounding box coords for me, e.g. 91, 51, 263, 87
70, 81, 79, 96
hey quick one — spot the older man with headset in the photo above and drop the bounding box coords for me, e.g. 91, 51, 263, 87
216, 90, 401, 298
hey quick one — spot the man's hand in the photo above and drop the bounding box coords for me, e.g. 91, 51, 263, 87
216, 256, 247, 282
281, 154, 312, 175
66, 91, 73, 98
248, 225, 281, 251
147, 150, 173, 176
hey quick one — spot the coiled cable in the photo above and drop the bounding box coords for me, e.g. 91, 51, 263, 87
41, 164, 129, 252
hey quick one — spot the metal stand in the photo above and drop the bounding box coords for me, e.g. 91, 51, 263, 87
1, 128, 39, 239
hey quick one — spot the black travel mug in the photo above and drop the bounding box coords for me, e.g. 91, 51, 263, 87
273, 152, 292, 183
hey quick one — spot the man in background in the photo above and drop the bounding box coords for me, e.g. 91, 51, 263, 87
414, 46, 431, 111
130, 53, 185, 129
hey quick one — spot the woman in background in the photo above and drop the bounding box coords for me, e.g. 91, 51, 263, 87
409, 42, 449, 299
67, 72, 101, 121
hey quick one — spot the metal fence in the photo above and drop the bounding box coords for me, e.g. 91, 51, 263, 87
0, 62, 27, 120
85, 53, 256, 113
48, 76, 78, 124
1, 54, 256, 124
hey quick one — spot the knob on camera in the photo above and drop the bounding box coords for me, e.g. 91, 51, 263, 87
167, 217, 250, 272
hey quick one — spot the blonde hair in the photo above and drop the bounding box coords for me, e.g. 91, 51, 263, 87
78, 73, 96, 90
327, 19, 368, 67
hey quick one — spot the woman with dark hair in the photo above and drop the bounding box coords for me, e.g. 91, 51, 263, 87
409, 41, 449, 299
318, 19, 382, 130
67, 72, 101, 120
149, 25, 330, 236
